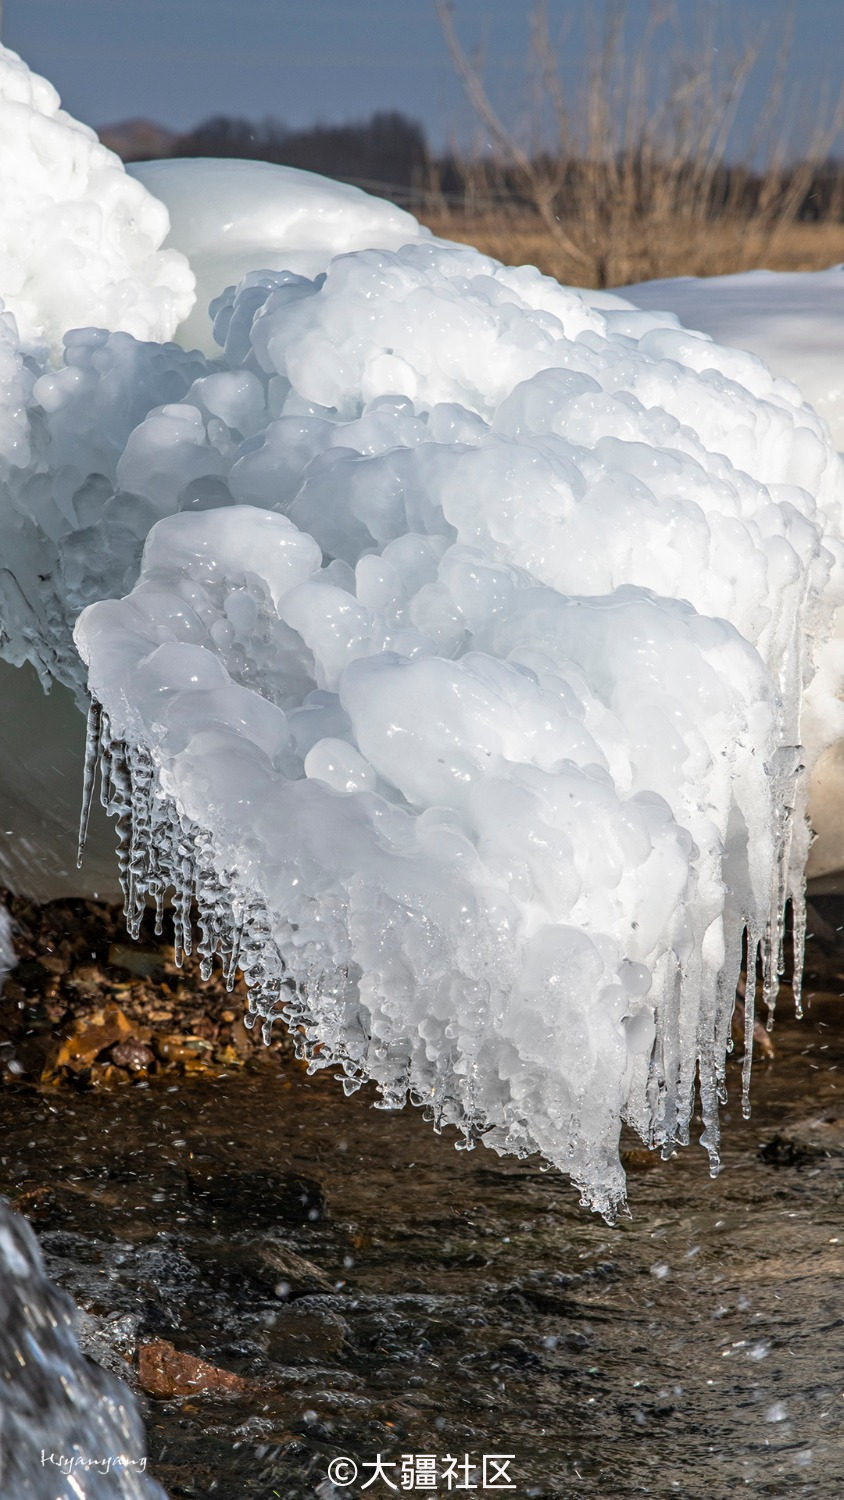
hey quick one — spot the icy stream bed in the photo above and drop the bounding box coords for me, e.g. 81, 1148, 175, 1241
2, 920, 842, 1500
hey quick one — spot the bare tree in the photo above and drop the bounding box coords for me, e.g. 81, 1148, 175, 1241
433, 0, 844, 287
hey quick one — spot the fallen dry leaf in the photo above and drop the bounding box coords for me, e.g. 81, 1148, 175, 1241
43, 1005, 133, 1079
137, 1339, 253, 1399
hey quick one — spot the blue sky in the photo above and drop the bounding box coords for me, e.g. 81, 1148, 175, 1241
4, 0, 842, 160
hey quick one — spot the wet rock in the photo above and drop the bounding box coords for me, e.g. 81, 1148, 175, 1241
12, 1182, 116, 1236
210, 1042, 247, 1067
495, 1336, 542, 1369
37, 954, 67, 977
110, 1038, 156, 1073
759, 1113, 844, 1165
137, 1337, 254, 1398
3, 1030, 54, 1082
64, 964, 110, 1001
144, 1004, 174, 1024
253, 1237, 334, 1298
0, 891, 282, 1092
152, 1034, 215, 1071
8, 958, 53, 992
139, 1300, 183, 1340
229, 1015, 254, 1054
500, 1269, 579, 1317
86, 1061, 132, 1088
11, 1184, 62, 1225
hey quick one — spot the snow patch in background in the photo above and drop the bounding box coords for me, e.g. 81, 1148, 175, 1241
0, 44, 194, 354
613, 268, 844, 450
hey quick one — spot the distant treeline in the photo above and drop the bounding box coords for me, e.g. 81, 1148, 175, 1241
430, 152, 844, 226
114, 110, 844, 225
168, 113, 428, 202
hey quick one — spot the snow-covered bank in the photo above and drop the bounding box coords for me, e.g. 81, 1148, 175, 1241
616, 269, 844, 450
2, 42, 844, 1215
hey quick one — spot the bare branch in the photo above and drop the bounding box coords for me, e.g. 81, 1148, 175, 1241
434, 0, 592, 266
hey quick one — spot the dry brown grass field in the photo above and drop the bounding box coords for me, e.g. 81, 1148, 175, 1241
419, 211, 844, 289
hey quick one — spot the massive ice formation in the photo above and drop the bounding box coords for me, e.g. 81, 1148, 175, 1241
0, 44, 194, 354
0, 1199, 166, 1498
68, 247, 844, 1216
2, 44, 844, 1214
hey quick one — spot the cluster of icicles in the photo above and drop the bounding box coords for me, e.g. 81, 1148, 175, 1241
78, 685, 803, 1206
80, 705, 296, 1049
79, 702, 516, 1125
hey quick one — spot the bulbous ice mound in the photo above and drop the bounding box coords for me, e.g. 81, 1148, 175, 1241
0, 45, 194, 354
129, 157, 436, 355
0, 1199, 166, 1498
53, 242, 842, 1217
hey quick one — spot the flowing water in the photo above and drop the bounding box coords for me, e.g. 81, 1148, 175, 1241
1, 921, 842, 1500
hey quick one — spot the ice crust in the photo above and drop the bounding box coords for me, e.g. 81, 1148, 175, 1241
0, 1198, 166, 1498
2, 50, 844, 1214
0, 44, 194, 355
